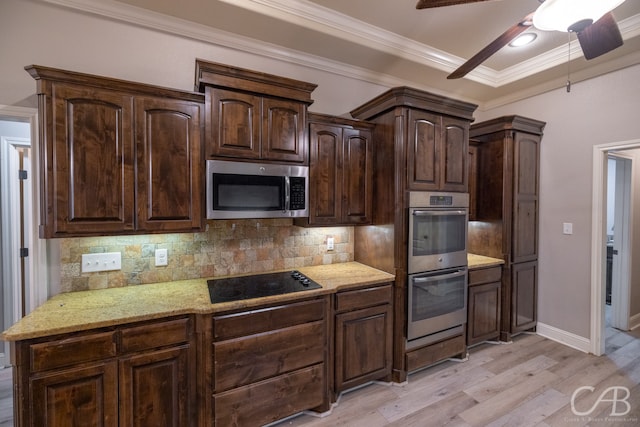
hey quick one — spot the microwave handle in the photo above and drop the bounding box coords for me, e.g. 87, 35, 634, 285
412, 269, 466, 283
284, 176, 290, 212
413, 210, 467, 216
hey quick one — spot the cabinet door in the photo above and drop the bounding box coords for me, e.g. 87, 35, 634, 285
46, 83, 135, 236
468, 142, 479, 220
206, 87, 260, 159
334, 304, 392, 392
342, 128, 372, 224
511, 261, 537, 334
440, 116, 469, 192
135, 97, 203, 232
308, 123, 342, 224
407, 109, 439, 191
31, 362, 118, 427
467, 281, 501, 345
119, 346, 191, 427
512, 133, 540, 262
262, 98, 306, 163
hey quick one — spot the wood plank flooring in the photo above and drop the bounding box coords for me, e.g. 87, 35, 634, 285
0, 328, 638, 427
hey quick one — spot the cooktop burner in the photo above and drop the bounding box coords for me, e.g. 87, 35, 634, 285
207, 270, 322, 303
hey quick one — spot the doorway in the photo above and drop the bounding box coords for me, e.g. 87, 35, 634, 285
591, 140, 640, 356
0, 106, 46, 368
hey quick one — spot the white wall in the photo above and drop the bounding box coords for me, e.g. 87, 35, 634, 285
3, 0, 640, 340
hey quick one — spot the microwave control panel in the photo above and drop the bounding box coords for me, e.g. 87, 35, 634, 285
289, 177, 306, 210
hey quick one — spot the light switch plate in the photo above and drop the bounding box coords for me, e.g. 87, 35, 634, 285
563, 222, 573, 235
82, 252, 122, 273
327, 236, 335, 251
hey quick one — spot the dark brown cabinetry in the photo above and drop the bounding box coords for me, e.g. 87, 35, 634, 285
299, 113, 374, 226
195, 60, 317, 164
210, 298, 329, 426
350, 87, 477, 381
467, 265, 502, 346
468, 140, 479, 221
26, 65, 204, 238
333, 283, 392, 397
11, 316, 195, 427
408, 109, 469, 192
467, 116, 545, 341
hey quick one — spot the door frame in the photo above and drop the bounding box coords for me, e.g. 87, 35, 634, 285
591, 139, 640, 356
0, 105, 47, 367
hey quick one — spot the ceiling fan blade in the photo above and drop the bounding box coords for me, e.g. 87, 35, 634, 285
577, 12, 623, 60
447, 15, 533, 79
416, 0, 491, 10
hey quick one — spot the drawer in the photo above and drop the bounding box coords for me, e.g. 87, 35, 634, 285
213, 298, 325, 340
120, 317, 191, 353
30, 331, 117, 372
468, 266, 502, 286
406, 334, 466, 372
335, 284, 392, 312
213, 320, 325, 392
214, 364, 325, 427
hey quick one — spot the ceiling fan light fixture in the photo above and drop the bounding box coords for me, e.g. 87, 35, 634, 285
533, 0, 626, 32
509, 33, 537, 47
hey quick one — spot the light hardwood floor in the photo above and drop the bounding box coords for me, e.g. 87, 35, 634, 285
0, 329, 638, 427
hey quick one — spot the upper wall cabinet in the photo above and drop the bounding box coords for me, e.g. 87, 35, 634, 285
27, 66, 204, 238
298, 113, 374, 226
195, 60, 317, 164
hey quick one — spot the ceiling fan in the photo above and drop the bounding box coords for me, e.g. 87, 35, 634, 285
416, 0, 626, 79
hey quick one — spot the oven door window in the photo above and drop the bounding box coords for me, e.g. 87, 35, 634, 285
410, 268, 466, 321
213, 173, 285, 211
411, 210, 466, 256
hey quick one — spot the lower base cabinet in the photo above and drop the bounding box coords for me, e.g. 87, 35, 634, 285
467, 265, 502, 346
12, 316, 195, 427
333, 284, 393, 397
211, 297, 330, 426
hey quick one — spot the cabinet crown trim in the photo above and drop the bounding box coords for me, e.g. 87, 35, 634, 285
470, 115, 546, 138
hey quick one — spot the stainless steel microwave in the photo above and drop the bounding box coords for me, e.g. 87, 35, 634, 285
206, 160, 309, 219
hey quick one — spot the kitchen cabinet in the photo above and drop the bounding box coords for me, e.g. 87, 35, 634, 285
350, 86, 477, 382
333, 283, 392, 397
195, 60, 317, 164
408, 109, 469, 192
467, 115, 545, 341
468, 140, 479, 221
299, 113, 374, 226
11, 316, 195, 427
210, 297, 329, 426
467, 265, 502, 346
26, 65, 204, 238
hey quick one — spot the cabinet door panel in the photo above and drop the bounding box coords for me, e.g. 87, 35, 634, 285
408, 110, 439, 190
441, 118, 468, 192
467, 281, 501, 345
512, 133, 540, 262
50, 83, 134, 235
309, 123, 341, 224
342, 128, 372, 224
31, 362, 118, 427
136, 97, 202, 232
207, 87, 260, 159
512, 261, 537, 333
335, 305, 392, 392
263, 98, 306, 163
119, 346, 190, 427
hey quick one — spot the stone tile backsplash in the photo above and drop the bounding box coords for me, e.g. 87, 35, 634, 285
57, 219, 353, 292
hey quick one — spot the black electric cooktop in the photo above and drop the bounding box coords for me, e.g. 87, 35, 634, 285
207, 270, 322, 303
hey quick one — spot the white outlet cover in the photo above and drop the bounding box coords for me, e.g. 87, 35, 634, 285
155, 248, 168, 266
82, 252, 122, 273
327, 236, 335, 250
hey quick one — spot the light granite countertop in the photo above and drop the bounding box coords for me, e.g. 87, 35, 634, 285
1, 262, 395, 341
468, 253, 505, 269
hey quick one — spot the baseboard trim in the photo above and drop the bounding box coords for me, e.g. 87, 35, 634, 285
630, 313, 640, 331
536, 322, 591, 353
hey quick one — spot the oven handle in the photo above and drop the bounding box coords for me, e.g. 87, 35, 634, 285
412, 269, 466, 283
412, 210, 467, 216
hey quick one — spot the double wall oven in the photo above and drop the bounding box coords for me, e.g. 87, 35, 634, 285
407, 192, 469, 350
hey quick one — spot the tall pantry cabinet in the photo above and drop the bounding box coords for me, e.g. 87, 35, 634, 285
467, 116, 546, 342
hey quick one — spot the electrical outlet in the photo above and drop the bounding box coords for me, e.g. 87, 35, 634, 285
155, 248, 168, 266
327, 236, 335, 251
81, 252, 121, 273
